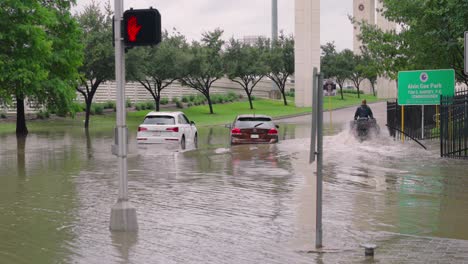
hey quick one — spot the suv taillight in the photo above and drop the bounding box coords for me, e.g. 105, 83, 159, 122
268, 128, 278, 135
166, 127, 179, 132
231, 128, 242, 135
138, 127, 148, 132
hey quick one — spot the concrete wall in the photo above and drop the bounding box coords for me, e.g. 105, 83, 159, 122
75, 78, 294, 104
294, 0, 320, 107
0, 78, 294, 114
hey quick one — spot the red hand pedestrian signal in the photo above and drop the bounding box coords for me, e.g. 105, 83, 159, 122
127, 16, 141, 42
123, 9, 161, 47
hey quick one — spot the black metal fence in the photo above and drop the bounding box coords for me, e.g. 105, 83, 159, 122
440, 89, 468, 159
387, 101, 438, 141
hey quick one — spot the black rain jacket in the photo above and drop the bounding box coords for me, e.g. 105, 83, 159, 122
354, 105, 374, 120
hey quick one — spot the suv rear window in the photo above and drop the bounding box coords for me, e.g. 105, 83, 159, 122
235, 117, 274, 129
143, 116, 175, 125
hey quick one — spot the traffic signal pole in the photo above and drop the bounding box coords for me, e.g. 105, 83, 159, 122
110, 0, 138, 232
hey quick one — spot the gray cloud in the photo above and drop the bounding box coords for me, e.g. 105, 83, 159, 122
74, 0, 353, 50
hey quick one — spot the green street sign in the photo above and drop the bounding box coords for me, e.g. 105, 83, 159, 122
398, 69, 455, 105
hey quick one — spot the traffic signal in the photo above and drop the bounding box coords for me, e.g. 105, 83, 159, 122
123, 8, 161, 47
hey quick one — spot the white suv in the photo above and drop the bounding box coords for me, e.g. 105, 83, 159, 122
137, 111, 198, 149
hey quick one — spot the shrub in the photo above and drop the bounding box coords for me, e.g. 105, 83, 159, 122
36, 110, 50, 119
92, 104, 104, 115
227, 92, 238, 102
145, 101, 155, 110
160, 98, 169, 105
342, 90, 364, 95
181, 96, 189, 103
172, 97, 179, 103
286, 91, 295, 97
251, 95, 256, 101
135, 102, 146, 111
104, 101, 115, 109
126, 98, 133, 108
0, 112, 6, 119
189, 95, 196, 102
187, 103, 193, 107
175, 101, 184, 109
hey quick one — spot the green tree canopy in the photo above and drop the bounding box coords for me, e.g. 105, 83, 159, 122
357, 0, 468, 84
76, 1, 114, 128
127, 31, 189, 111
224, 37, 268, 109
266, 32, 294, 105
180, 29, 224, 114
0, 0, 83, 136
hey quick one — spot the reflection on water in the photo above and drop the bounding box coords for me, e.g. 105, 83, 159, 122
0, 122, 467, 263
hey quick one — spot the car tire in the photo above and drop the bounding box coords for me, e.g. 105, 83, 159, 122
180, 136, 186, 150
194, 133, 198, 149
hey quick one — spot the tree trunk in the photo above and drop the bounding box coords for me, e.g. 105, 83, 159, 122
371, 83, 376, 96
155, 95, 160, 111
246, 92, 254, 109
17, 136, 27, 177
356, 86, 361, 98
206, 95, 214, 114
340, 86, 344, 100
84, 99, 92, 129
16, 96, 28, 136
281, 90, 288, 106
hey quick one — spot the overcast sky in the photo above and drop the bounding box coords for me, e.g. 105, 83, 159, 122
74, 0, 354, 51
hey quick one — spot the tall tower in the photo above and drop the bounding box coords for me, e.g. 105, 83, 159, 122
353, 0, 397, 98
353, 0, 375, 54
295, 0, 320, 107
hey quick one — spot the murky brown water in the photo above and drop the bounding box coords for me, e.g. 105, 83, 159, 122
0, 114, 467, 263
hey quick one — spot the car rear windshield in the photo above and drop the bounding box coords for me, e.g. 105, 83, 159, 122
235, 117, 275, 128
143, 116, 175, 125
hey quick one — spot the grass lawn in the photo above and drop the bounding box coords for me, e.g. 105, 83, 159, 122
0, 94, 381, 133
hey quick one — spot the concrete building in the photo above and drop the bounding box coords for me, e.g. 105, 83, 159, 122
294, 0, 320, 107
353, 0, 397, 98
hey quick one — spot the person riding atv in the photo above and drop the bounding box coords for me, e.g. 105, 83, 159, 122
354, 99, 374, 120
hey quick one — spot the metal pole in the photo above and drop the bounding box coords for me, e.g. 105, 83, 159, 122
271, 0, 279, 93
421, 105, 425, 140
272, 0, 278, 44
110, 0, 138, 231
316, 73, 324, 248
310, 68, 318, 163
401, 106, 405, 143
115, 0, 128, 202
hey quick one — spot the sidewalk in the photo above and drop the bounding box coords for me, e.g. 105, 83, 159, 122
308, 232, 468, 264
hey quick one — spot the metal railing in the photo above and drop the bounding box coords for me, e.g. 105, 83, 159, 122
440, 89, 468, 159
387, 101, 439, 141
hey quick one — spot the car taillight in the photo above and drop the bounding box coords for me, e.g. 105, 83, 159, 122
231, 128, 242, 135
166, 127, 179, 132
268, 128, 278, 135
138, 126, 148, 132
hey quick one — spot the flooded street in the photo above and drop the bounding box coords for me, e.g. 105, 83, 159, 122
1, 103, 468, 263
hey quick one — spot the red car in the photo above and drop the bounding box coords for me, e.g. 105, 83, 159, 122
227, 115, 279, 145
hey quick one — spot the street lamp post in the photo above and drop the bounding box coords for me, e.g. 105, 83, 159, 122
110, 0, 138, 232
271, 0, 279, 94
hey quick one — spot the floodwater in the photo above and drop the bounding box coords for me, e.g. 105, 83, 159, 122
0, 109, 467, 263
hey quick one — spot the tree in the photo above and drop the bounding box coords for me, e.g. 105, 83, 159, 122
76, 1, 114, 129
127, 31, 189, 111
266, 32, 294, 105
334, 50, 355, 99
180, 29, 224, 114
349, 54, 366, 98
39, 0, 83, 117
320, 42, 338, 80
360, 49, 380, 96
224, 38, 268, 109
356, 0, 468, 84
0, 0, 83, 136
